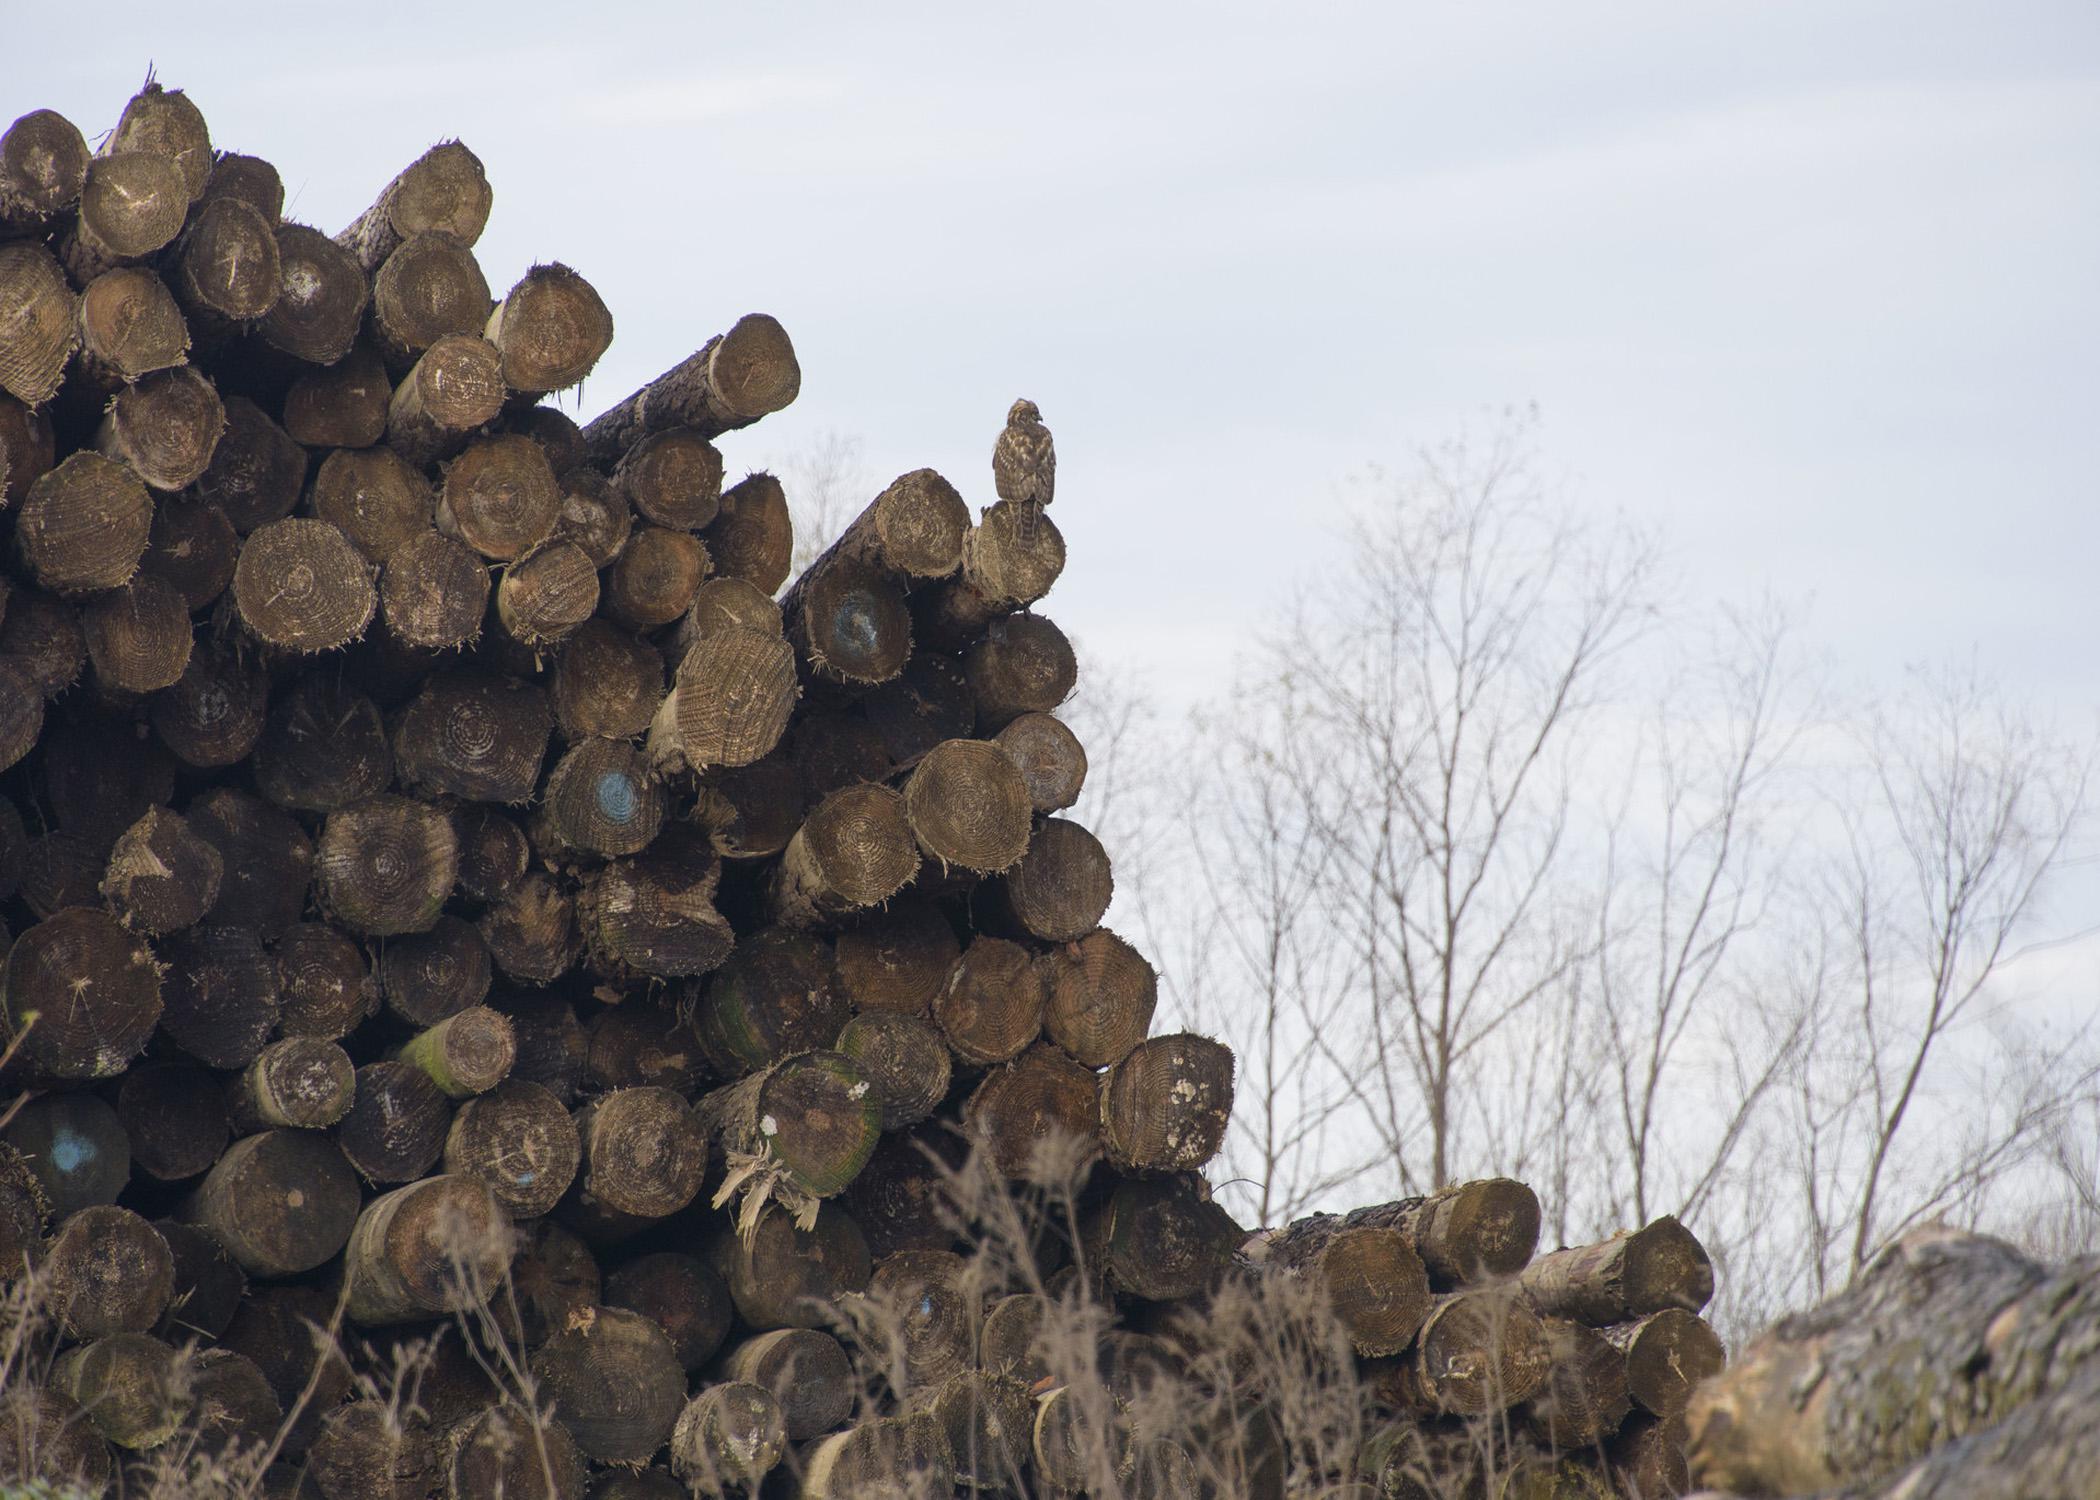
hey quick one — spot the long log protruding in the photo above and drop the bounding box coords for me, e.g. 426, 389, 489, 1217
1520, 1215, 1713, 1325
337, 140, 492, 271
581, 314, 802, 460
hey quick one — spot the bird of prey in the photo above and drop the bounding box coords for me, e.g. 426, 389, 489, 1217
993, 398, 1055, 508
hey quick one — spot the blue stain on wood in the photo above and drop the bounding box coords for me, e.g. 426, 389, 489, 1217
596, 771, 637, 824
49, 1127, 92, 1174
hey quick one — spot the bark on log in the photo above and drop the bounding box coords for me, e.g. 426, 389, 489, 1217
96, 362, 225, 491
1521, 1216, 1713, 1326
310, 445, 434, 564
700, 469, 794, 594
341, 1173, 511, 1326
181, 1128, 362, 1276
398, 1003, 516, 1096
1254, 1215, 1432, 1357
195, 394, 303, 532
385, 332, 504, 467
605, 1251, 732, 1371
337, 1060, 451, 1182
696, 1049, 882, 1200
227, 1036, 357, 1131
1685, 1227, 2100, 1497
721, 1328, 856, 1439
768, 782, 920, 927
337, 140, 493, 271
485, 262, 613, 395
901, 738, 1033, 874
1099, 1032, 1234, 1173
581, 314, 802, 460
1, 906, 162, 1079
282, 343, 391, 447
808, 467, 971, 584
0, 241, 76, 406
670, 1381, 787, 1497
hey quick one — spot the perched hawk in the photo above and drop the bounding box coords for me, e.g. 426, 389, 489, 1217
992, 398, 1055, 507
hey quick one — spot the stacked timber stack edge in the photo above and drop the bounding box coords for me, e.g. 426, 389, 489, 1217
0, 82, 1724, 1500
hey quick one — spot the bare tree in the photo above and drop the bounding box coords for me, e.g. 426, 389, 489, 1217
766, 427, 872, 572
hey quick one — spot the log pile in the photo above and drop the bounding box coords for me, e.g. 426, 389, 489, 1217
0, 82, 1728, 1500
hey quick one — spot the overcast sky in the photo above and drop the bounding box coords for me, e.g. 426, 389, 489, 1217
7, 1, 2097, 715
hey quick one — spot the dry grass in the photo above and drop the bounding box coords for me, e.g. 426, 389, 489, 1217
0, 1130, 1581, 1499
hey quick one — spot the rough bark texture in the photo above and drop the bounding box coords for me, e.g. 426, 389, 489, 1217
1521, 1215, 1713, 1325
582, 314, 802, 459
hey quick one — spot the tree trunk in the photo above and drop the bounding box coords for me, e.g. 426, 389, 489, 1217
993, 712, 1087, 815
1686, 1227, 2100, 1497
645, 624, 799, 775
692, 754, 805, 860
535, 737, 665, 862
1602, 1309, 1724, 1420
1398, 1288, 1553, 1416
605, 1251, 732, 1371
152, 1218, 246, 1341
0, 242, 76, 411
369, 229, 491, 368
276, 921, 380, 1040
552, 465, 633, 564
916, 500, 1068, 650
867, 1248, 978, 1392
991, 816, 1113, 943
0, 392, 57, 506
310, 445, 434, 564
154, 649, 268, 767
835, 895, 961, 1016
936, 934, 1047, 1066
393, 670, 552, 804
283, 343, 391, 447
1522, 1317, 1632, 1450
670, 1381, 789, 1497
259, 223, 370, 365
706, 1203, 872, 1331
721, 1328, 855, 1439
844, 1130, 965, 1259
341, 1173, 510, 1325
1100, 1032, 1235, 1173
497, 538, 599, 650
444, 1404, 585, 1500
1, 906, 162, 1079
435, 432, 562, 561
181, 1128, 362, 1277
696, 1050, 882, 1200
81, 576, 190, 693
901, 738, 1034, 874
580, 314, 802, 459
964, 1042, 1102, 1180
577, 838, 736, 981
104, 81, 213, 204
836, 1011, 952, 1131
0, 107, 88, 236
803, 1412, 954, 1500
254, 676, 394, 814
100, 804, 222, 933
603, 524, 708, 629
17, 453, 153, 597
337, 1060, 452, 1183
1089, 1173, 1241, 1303
114, 1062, 227, 1183
53, 1333, 185, 1450
1521, 1216, 1713, 1326
964, 611, 1078, 729
399, 1004, 516, 1097
551, 616, 662, 741
564, 1086, 708, 1229
614, 426, 723, 529
1254, 1215, 1432, 1358
169, 196, 281, 329
480, 871, 580, 985
917, 1369, 1032, 1493
46, 1204, 174, 1339
812, 466, 972, 584
227, 1036, 357, 1132
232, 516, 377, 652
314, 794, 459, 935
443, 1078, 580, 1218
385, 332, 504, 467
782, 552, 913, 685
485, 262, 614, 395
381, 529, 489, 648
1039, 929, 1156, 1069
700, 469, 794, 594
768, 782, 921, 927
336, 140, 492, 271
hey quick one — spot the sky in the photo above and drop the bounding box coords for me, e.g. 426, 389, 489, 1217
6, 1, 2097, 716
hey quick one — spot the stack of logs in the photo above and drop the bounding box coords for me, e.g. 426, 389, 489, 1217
0, 83, 1726, 1500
